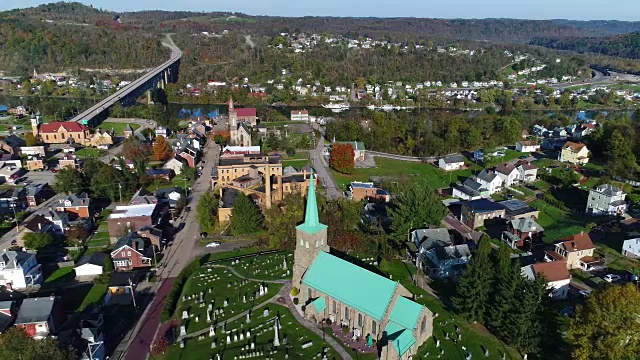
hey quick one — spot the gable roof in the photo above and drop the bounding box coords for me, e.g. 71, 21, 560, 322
592, 184, 623, 197
462, 199, 504, 213
518, 140, 539, 147
531, 261, 571, 282
235, 108, 257, 117
495, 162, 517, 175
15, 297, 55, 324
75, 253, 107, 268
515, 160, 537, 171
476, 169, 499, 183
510, 217, 544, 233
441, 154, 465, 164
388, 296, 423, 330
562, 141, 586, 152
558, 232, 595, 252
39, 122, 89, 134
111, 232, 148, 255
302, 251, 397, 322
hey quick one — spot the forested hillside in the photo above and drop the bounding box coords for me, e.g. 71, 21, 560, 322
531, 32, 640, 59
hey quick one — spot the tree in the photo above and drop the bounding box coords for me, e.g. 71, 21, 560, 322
91, 166, 124, 201
196, 192, 219, 234
54, 168, 84, 194
604, 129, 637, 178
121, 137, 149, 160
329, 143, 355, 174
0, 327, 74, 360
23, 232, 54, 250
264, 193, 305, 249
487, 245, 521, 337
152, 135, 173, 161
229, 193, 263, 235
65, 225, 89, 245
568, 284, 640, 360
388, 182, 447, 245
24, 132, 39, 146
453, 237, 493, 322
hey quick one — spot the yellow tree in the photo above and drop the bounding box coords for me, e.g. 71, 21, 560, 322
152, 135, 173, 161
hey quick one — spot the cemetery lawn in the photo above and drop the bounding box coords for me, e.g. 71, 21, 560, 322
379, 260, 522, 360
177, 265, 283, 334
218, 251, 293, 281
160, 304, 337, 360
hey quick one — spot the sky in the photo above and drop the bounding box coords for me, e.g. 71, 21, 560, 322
2, 0, 640, 21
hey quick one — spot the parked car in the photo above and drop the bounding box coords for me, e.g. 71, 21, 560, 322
206, 241, 221, 248
603, 274, 621, 283
578, 289, 592, 298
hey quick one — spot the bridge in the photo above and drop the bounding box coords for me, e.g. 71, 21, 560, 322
70, 36, 182, 125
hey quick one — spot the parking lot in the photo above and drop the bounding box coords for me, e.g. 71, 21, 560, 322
20, 170, 57, 186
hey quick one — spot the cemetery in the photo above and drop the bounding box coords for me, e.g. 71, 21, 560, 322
217, 252, 294, 281
176, 264, 284, 334
165, 304, 337, 360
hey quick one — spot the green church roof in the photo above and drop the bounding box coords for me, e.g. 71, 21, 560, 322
302, 251, 397, 322
311, 296, 326, 313
388, 296, 423, 330
296, 175, 328, 235
386, 321, 416, 357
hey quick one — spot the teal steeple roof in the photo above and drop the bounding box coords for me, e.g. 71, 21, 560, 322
296, 175, 327, 235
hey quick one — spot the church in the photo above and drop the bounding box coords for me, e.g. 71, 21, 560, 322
228, 98, 255, 147
293, 176, 434, 360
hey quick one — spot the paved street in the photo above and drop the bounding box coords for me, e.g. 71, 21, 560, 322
310, 135, 342, 199
0, 193, 65, 251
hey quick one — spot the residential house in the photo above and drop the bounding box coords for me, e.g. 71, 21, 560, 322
0, 301, 14, 333
109, 232, 154, 271
56, 193, 91, 219
521, 262, 571, 299
552, 127, 568, 137
334, 141, 366, 162
572, 122, 597, 139
0, 250, 42, 290
622, 236, 640, 259
18, 146, 46, 157
74, 253, 107, 278
291, 109, 309, 122
25, 156, 45, 171
163, 156, 185, 175
129, 189, 158, 206
515, 160, 537, 183
542, 137, 568, 150
438, 155, 465, 171
58, 153, 82, 170
123, 124, 135, 138
515, 140, 540, 153
155, 126, 169, 138
146, 169, 174, 182
586, 184, 627, 216
155, 187, 182, 209
107, 204, 162, 238
348, 182, 390, 202
89, 129, 113, 149
461, 199, 506, 228
14, 296, 58, 339
546, 233, 599, 270
178, 145, 198, 168
558, 141, 589, 164
502, 217, 544, 248
451, 178, 486, 201
294, 178, 433, 360
40, 209, 68, 234
0, 188, 21, 214
532, 125, 548, 137
0, 135, 26, 155
57, 306, 105, 360
0, 166, 21, 184
475, 169, 503, 195
409, 228, 471, 278
495, 163, 519, 187
0, 153, 22, 169
498, 199, 539, 220
15, 215, 53, 248
34, 121, 90, 144
25, 184, 53, 208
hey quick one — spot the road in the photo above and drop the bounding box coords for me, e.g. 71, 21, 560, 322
99, 118, 157, 163
70, 35, 181, 124
310, 135, 342, 199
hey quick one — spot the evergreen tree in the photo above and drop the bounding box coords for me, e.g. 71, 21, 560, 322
54, 168, 85, 194
229, 193, 263, 235
196, 192, 219, 234
487, 245, 520, 337
452, 237, 494, 322
388, 182, 447, 245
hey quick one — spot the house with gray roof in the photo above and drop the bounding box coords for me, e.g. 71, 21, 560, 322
0, 250, 42, 290
586, 184, 627, 216
438, 154, 465, 171
409, 228, 471, 278
14, 296, 57, 339
622, 235, 640, 259
503, 217, 544, 248
452, 178, 488, 201
475, 169, 503, 194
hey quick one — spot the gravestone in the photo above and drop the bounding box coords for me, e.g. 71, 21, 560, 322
263, 309, 269, 317
180, 326, 186, 337
182, 311, 189, 320
209, 325, 215, 337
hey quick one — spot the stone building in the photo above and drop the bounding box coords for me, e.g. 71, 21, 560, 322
294, 177, 433, 360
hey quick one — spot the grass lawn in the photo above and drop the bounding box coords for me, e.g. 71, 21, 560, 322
101, 121, 140, 135
529, 199, 588, 242
147, 177, 191, 192
176, 265, 284, 334
219, 252, 293, 281
87, 231, 111, 247
378, 259, 522, 360
160, 304, 336, 360
44, 267, 75, 284
206, 248, 264, 262
79, 283, 108, 311
75, 147, 104, 158
331, 157, 479, 191
484, 149, 528, 167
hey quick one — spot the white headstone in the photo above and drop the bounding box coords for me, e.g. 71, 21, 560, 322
243, 295, 246, 303
195, 316, 199, 323
180, 325, 186, 337
263, 309, 269, 317
226, 335, 231, 344
246, 312, 251, 323
209, 325, 215, 337
207, 310, 212, 323
233, 333, 238, 342
224, 300, 228, 307
273, 317, 281, 347
283, 258, 287, 270
240, 332, 244, 340
182, 311, 189, 320
251, 342, 255, 350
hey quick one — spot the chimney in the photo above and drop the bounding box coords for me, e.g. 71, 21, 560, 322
265, 164, 272, 209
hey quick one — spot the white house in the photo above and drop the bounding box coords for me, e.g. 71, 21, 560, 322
622, 237, 640, 259
476, 169, 504, 194
0, 250, 42, 290
495, 163, 519, 187
586, 184, 627, 216
438, 155, 466, 171
163, 157, 185, 176
290, 110, 309, 122
522, 262, 571, 299
74, 253, 106, 278
515, 160, 538, 183
515, 140, 540, 153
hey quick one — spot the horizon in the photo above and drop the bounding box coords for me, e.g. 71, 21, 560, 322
2, 0, 640, 22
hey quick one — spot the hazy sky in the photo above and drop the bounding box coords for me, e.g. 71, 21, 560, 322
2, 0, 640, 21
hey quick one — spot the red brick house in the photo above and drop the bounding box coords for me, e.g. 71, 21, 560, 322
503, 217, 545, 248
55, 192, 91, 219
110, 232, 154, 271
349, 181, 390, 203
107, 204, 162, 238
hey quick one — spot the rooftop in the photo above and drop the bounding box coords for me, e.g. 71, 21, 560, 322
558, 232, 595, 252
109, 204, 156, 219
530, 261, 571, 282
562, 141, 586, 152
351, 181, 375, 189
591, 184, 624, 196
441, 154, 465, 164
39, 121, 89, 134
510, 217, 544, 233
462, 199, 504, 213
15, 297, 55, 325
75, 253, 107, 268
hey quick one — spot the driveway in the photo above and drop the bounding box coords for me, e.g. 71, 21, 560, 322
310, 135, 342, 199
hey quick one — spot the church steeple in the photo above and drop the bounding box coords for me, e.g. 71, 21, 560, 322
296, 175, 327, 235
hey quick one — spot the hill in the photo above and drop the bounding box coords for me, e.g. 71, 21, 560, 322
531, 32, 640, 59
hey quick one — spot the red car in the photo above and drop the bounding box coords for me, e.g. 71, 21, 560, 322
50, 168, 58, 173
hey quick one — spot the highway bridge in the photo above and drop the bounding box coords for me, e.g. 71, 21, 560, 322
70, 37, 182, 125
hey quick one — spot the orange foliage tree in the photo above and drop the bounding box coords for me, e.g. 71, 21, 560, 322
152, 135, 173, 161
329, 143, 355, 174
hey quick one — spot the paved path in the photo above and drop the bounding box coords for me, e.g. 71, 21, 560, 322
0, 193, 65, 251
310, 135, 342, 199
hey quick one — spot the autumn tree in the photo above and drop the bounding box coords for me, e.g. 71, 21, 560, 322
329, 143, 355, 174
152, 135, 173, 161
388, 182, 447, 245
121, 137, 150, 160
65, 225, 89, 245
568, 284, 640, 360
24, 132, 39, 146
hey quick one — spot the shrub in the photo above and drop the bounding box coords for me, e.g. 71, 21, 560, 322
290, 287, 300, 296
160, 255, 207, 322
325, 318, 332, 326
293, 297, 299, 305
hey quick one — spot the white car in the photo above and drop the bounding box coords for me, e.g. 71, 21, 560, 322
206, 241, 221, 248
603, 274, 621, 283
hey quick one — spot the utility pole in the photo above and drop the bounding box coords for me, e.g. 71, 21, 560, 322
118, 183, 122, 204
